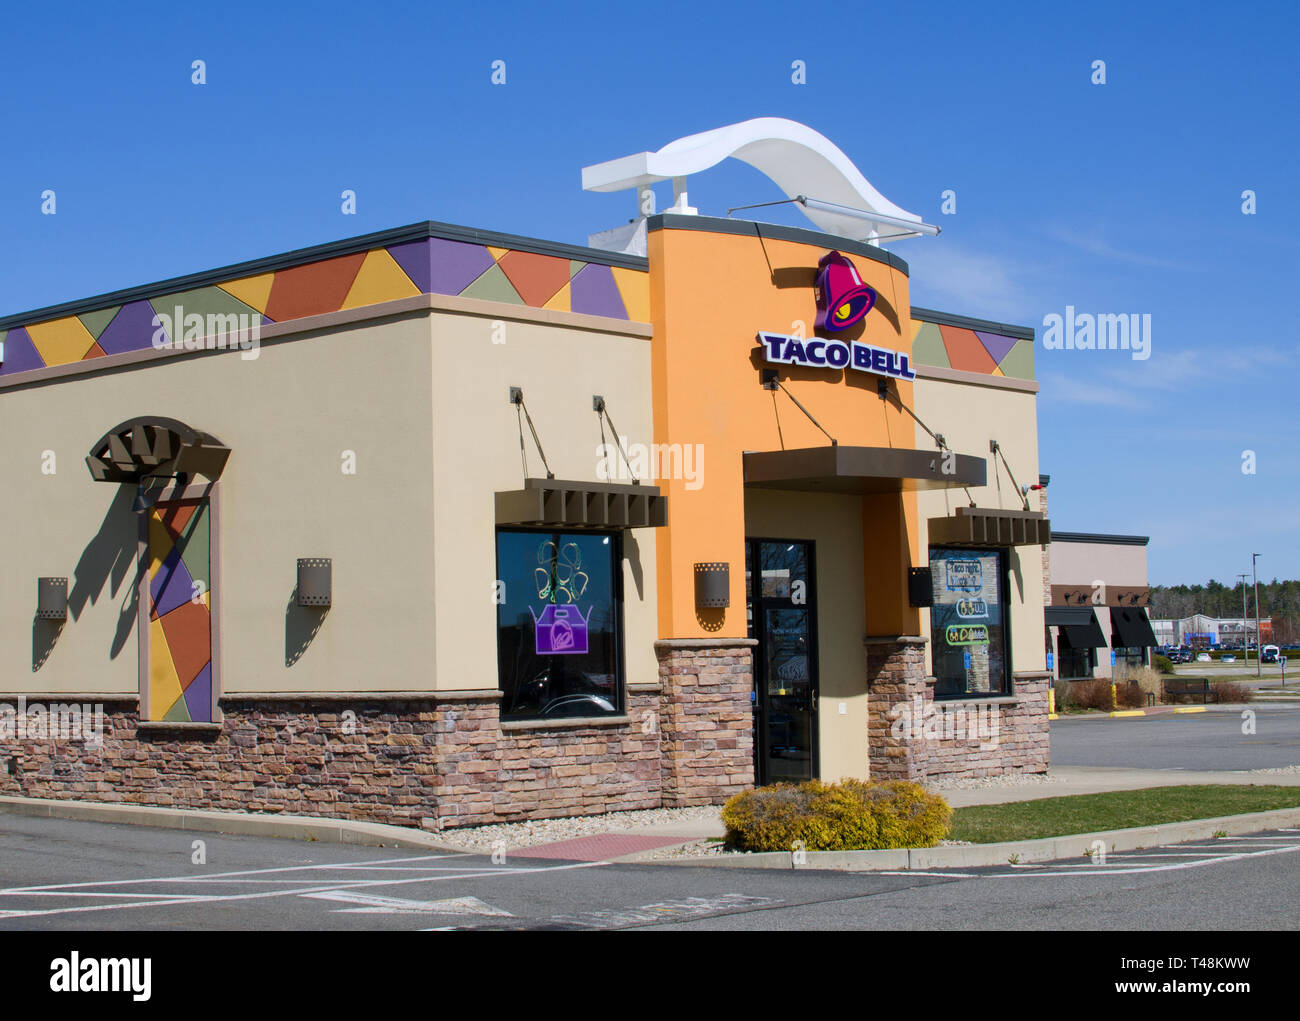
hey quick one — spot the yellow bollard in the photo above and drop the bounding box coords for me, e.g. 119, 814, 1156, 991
1110, 682, 1117, 710
1049, 688, 1056, 716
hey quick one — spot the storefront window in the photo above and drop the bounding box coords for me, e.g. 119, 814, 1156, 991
1057, 640, 1094, 680
495, 530, 623, 720
929, 547, 1010, 698
1112, 644, 1146, 669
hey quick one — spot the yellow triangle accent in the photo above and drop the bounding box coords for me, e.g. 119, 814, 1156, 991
27, 316, 96, 367
991, 365, 1005, 377
611, 267, 650, 322
487, 246, 510, 262
217, 272, 275, 314
542, 282, 571, 312
147, 514, 173, 580
149, 617, 184, 721
341, 248, 421, 310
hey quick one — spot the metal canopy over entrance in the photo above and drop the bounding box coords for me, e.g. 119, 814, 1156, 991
929, 506, 1052, 547
85, 416, 231, 485
495, 478, 668, 530
742, 445, 986, 495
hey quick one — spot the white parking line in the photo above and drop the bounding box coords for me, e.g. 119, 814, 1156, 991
0, 858, 606, 920
880, 839, 1300, 879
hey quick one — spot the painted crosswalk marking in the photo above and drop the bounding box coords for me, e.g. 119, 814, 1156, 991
300, 891, 513, 916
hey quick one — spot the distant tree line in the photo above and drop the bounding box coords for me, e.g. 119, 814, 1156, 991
1150, 579, 1300, 645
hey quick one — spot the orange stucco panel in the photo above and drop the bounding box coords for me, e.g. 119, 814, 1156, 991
648, 225, 922, 640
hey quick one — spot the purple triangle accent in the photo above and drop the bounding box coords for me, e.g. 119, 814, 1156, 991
569, 264, 627, 319
974, 330, 1019, 366
97, 300, 165, 356
387, 238, 494, 296
0, 328, 45, 375
151, 547, 195, 619
183, 663, 212, 723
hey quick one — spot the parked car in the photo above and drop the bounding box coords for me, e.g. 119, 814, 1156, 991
1262, 645, 1280, 664
1222, 654, 1236, 663
1196, 652, 1212, 662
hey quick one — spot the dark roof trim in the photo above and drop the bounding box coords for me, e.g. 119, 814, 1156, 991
1052, 531, 1150, 546
910, 306, 1035, 341
646, 213, 910, 275
1038, 473, 1050, 486
0, 220, 650, 331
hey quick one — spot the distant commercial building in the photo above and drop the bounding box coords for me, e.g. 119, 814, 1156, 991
1150, 616, 1273, 649
1045, 532, 1157, 680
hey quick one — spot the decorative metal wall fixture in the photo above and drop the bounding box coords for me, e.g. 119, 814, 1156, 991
37, 577, 68, 620
694, 562, 731, 609
297, 559, 332, 607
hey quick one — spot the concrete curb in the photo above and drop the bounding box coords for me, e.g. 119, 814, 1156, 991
0, 795, 467, 854
658, 806, 1300, 871
1055, 706, 1209, 720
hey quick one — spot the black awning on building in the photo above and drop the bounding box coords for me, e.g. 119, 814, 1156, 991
1110, 606, 1158, 648
1046, 606, 1108, 648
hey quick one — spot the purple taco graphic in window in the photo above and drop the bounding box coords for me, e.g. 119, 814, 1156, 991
531, 603, 593, 655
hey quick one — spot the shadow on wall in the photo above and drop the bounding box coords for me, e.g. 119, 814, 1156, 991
31, 618, 64, 671
696, 607, 725, 633
625, 532, 644, 600
286, 588, 329, 666
65, 486, 142, 662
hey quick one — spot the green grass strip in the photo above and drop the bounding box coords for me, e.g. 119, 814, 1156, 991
949, 785, 1300, 844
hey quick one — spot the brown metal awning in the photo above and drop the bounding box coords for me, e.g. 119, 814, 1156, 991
495, 478, 667, 529
86, 416, 230, 484
928, 506, 1051, 547
742, 445, 986, 494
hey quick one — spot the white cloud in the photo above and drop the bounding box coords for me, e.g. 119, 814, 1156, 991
902, 242, 1037, 322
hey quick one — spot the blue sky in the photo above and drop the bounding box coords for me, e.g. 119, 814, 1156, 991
2, 1, 1296, 584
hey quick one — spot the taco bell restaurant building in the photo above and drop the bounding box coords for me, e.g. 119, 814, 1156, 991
0, 128, 1054, 830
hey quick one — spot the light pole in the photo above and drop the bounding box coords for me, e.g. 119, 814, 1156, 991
1253, 553, 1262, 679
1238, 574, 1249, 666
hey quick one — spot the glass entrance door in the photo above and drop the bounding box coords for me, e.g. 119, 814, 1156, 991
746, 539, 818, 785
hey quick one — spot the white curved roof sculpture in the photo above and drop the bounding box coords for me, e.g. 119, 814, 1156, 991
581, 117, 938, 243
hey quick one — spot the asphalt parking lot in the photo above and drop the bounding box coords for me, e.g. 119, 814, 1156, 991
1, 814, 1298, 931
1051, 705, 1300, 771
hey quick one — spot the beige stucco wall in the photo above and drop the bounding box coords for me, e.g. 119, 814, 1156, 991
744, 488, 868, 782
1050, 540, 1148, 590
0, 313, 436, 697
0, 304, 659, 699
427, 309, 658, 690
912, 375, 1047, 677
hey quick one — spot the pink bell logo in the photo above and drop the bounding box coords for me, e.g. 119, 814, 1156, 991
814, 250, 877, 331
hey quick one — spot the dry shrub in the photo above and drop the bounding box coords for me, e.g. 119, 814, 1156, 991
1114, 663, 1162, 704
1213, 682, 1255, 704
1070, 678, 1117, 710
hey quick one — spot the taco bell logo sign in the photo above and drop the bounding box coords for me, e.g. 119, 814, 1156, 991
531, 603, 592, 655
814, 250, 877, 331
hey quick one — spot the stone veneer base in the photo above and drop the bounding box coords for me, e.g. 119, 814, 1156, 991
0, 637, 758, 831
866, 637, 1050, 782
0, 637, 1047, 829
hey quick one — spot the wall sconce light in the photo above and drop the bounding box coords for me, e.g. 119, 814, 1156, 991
297, 559, 332, 607
694, 562, 730, 609
908, 567, 933, 607
37, 577, 68, 620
